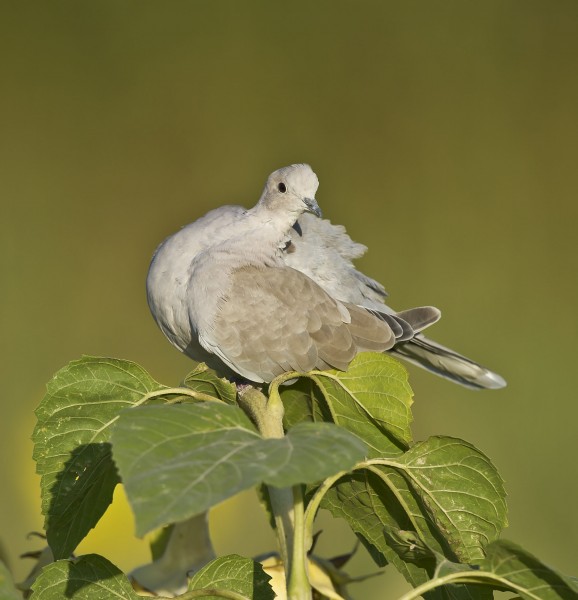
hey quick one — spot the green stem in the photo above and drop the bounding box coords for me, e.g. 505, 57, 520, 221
364, 465, 425, 539
396, 571, 531, 600
237, 384, 312, 600
303, 470, 348, 551
267, 371, 302, 405
149, 387, 225, 404
271, 489, 294, 571
236, 386, 283, 438
286, 484, 310, 600
237, 387, 291, 567
176, 589, 251, 600
92, 386, 220, 440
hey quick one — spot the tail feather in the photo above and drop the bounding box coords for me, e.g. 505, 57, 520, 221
391, 334, 506, 390
395, 306, 441, 333
367, 305, 442, 342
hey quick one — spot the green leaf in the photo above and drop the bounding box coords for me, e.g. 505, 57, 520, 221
32, 356, 167, 558
307, 352, 413, 457
321, 469, 436, 590
381, 531, 492, 599
400, 540, 578, 599
188, 554, 274, 600
381, 527, 436, 565
280, 378, 317, 427
0, 560, 21, 600
396, 436, 507, 562
111, 403, 367, 536
264, 422, 367, 488
111, 402, 260, 535
480, 540, 578, 599
321, 436, 507, 594
29, 554, 138, 599
183, 363, 238, 404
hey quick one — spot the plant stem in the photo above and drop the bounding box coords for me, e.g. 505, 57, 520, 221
177, 589, 250, 600
286, 484, 310, 600
237, 384, 312, 600
156, 387, 226, 404
303, 470, 348, 551
396, 571, 528, 600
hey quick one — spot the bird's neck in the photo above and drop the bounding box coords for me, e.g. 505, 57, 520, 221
245, 204, 301, 245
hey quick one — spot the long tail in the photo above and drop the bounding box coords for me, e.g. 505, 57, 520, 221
391, 334, 506, 390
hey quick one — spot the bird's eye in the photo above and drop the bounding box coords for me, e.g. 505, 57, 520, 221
278, 182, 287, 193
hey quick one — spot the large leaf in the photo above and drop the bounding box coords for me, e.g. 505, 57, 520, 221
29, 554, 138, 599
32, 356, 168, 558
183, 362, 238, 404
480, 540, 578, 599
111, 403, 367, 535
29, 554, 273, 600
379, 529, 492, 599
306, 353, 413, 456
396, 436, 507, 562
321, 469, 447, 594
323, 470, 495, 600
401, 540, 578, 599
188, 554, 274, 600
321, 436, 506, 595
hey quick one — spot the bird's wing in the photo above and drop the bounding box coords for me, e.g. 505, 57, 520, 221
201, 265, 395, 383
284, 213, 389, 308
283, 214, 505, 389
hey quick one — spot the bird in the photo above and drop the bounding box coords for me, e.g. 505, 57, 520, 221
146, 164, 505, 389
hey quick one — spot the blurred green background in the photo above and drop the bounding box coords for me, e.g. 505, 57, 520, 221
1, 1, 577, 597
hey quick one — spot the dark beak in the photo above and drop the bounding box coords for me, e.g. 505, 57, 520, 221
303, 197, 322, 218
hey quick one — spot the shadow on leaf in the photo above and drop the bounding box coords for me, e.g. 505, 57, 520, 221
46, 443, 119, 560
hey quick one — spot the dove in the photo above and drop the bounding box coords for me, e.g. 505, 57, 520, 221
147, 164, 505, 389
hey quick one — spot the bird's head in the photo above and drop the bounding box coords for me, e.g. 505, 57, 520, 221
258, 164, 322, 218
